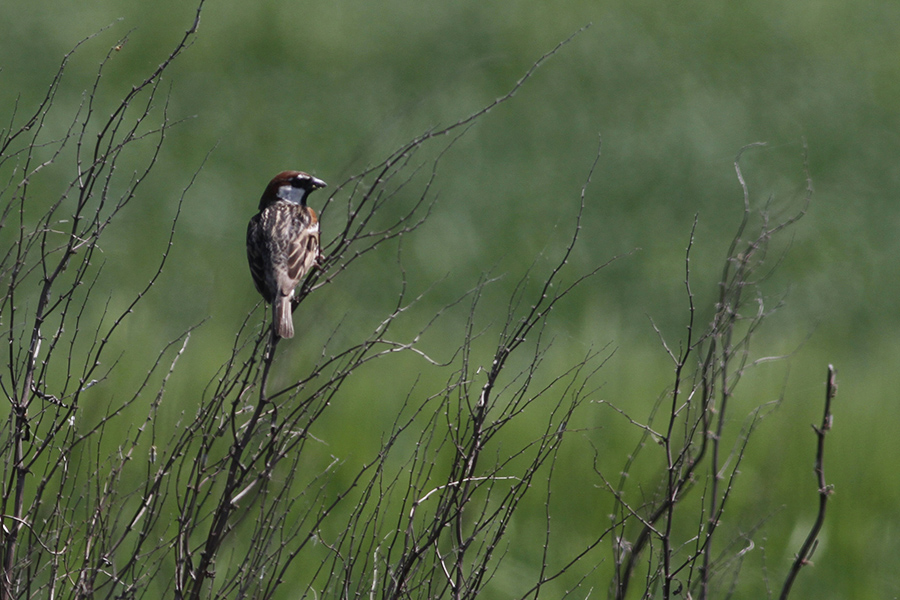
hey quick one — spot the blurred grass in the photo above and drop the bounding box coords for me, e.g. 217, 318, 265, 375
2, 0, 898, 596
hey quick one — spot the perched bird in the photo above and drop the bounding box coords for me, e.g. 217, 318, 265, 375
247, 171, 326, 338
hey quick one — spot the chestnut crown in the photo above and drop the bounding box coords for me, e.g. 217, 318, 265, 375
259, 170, 327, 210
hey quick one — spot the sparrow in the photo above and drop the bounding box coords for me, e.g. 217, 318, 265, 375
247, 171, 326, 339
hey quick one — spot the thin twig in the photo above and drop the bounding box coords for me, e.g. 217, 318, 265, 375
779, 365, 836, 600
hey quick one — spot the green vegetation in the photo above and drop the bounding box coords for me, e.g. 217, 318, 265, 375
1, 0, 896, 597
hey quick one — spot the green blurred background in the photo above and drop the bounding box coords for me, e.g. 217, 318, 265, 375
2, 0, 898, 597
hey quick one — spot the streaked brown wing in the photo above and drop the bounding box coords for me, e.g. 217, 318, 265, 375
246, 214, 272, 302
286, 215, 319, 285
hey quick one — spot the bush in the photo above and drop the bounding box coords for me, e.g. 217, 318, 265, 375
0, 5, 834, 598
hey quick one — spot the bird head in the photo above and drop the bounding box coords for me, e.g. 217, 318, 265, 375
259, 171, 327, 210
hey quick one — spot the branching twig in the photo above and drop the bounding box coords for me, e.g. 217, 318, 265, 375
779, 365, 836, 600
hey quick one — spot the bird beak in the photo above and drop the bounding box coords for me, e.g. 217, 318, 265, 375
311, 176, 327, 189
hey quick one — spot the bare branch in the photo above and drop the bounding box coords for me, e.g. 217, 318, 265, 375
779, 365, 836, 600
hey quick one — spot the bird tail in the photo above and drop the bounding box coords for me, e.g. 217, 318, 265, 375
274, 296, 294, 339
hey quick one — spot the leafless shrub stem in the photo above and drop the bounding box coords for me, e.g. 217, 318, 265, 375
779, 365, 836, 600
